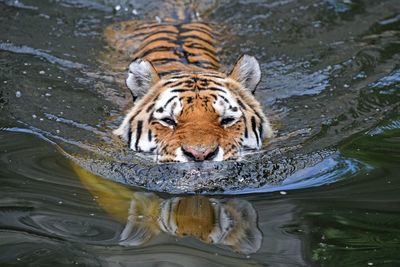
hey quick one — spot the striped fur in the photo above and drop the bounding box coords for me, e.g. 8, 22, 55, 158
106, 20, 272, 162
120, 194, 262, 254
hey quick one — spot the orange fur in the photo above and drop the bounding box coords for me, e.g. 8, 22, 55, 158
106, 19, 273, 162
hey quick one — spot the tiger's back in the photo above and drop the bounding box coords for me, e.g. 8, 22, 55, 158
105, 20, 220, 77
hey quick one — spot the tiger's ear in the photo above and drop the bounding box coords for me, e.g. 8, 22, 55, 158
228, 55, 261, 93
126, 59, 160, 100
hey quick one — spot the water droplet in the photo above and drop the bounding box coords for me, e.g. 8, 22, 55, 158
39, 70, 45, 75
45, 93, 51, 97
32, 114, 37, 119
279, 191, 287, 195
114, 5, 121, 11
15, 91, 22, 98
132, 9, 138, 15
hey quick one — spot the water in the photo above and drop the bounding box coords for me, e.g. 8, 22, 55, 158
1, 0, 399, 266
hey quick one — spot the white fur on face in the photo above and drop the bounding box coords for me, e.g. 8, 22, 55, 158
115, 70, 273, 162
151, 89, 183, 127
174, 147, 224, 163
212, 90, 243, 127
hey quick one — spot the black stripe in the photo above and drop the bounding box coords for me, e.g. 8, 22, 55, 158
167, 80, 189, 88
126, 108, 142, 146
136, 46, 179, 59
188, 51, 219, 64
181, 28, 214, 39
123, 29, 177, 41
148, 111, 154, 123
139, 36, 177, 49
184, 43, 216, 56
189, 60, 219, 69
254, 110, 264, 123
209, 94, 218, 100
243, 116, 248, 138
148, 129, 152, 141
201, 74, 225, 79
158, 70, 182, 77
140, 29, 178, 40
237, 99, 247, 110
206, 79, 224, 87
162, 80, 178, 87
164, 96, 178, 107
183, 24, 214, 36
152, 58, 182, 65
127, 127, 132, 147
205, 87, 226, 93
135, 120, 143, 151
171, 89, 191, 93
168, 74, 192, 79
185, 22, 214, 32
134, 23, 171, 31
146, 103, 155, 113
218, 94, 230, 103
251, 116, 260, 146
180, 35, 214, 46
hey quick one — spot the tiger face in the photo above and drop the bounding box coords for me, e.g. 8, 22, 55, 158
114, 55, 272, 162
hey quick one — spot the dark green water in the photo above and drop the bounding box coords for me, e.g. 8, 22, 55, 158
1, 0, 399, 266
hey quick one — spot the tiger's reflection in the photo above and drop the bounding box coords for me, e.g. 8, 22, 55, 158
72, 163, 262, 254
120, 193, 262, 254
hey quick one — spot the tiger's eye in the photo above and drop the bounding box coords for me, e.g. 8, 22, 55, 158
221, 117, 235, 126
161, 117, 177, 127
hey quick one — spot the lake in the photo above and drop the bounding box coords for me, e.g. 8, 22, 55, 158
1, 0, 399, 266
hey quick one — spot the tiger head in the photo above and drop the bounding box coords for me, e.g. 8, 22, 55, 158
113, 55, 273, 162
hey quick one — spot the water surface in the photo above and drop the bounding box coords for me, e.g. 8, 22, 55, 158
1, 0, 399, 266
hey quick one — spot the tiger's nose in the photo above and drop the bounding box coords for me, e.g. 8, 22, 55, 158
181, 145, 219, 161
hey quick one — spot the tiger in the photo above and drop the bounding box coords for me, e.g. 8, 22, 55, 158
120, 194, 262, 254
105, 18, 273, 163
73, 163, 262, 254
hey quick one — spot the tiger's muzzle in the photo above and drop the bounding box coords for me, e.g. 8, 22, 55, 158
181, 145, 220, 162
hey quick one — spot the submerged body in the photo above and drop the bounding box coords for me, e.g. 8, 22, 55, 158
105, 19, 272, 162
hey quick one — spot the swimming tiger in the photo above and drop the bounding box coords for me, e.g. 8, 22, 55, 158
105, 18, 273, 162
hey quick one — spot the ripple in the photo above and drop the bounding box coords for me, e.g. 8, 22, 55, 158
0, 42, 84, 69
0, 231, 101, 266
20, 212, 121, 243
367, 119, 400, 136
226, 154, 368, 194
69, 148, 336, 194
